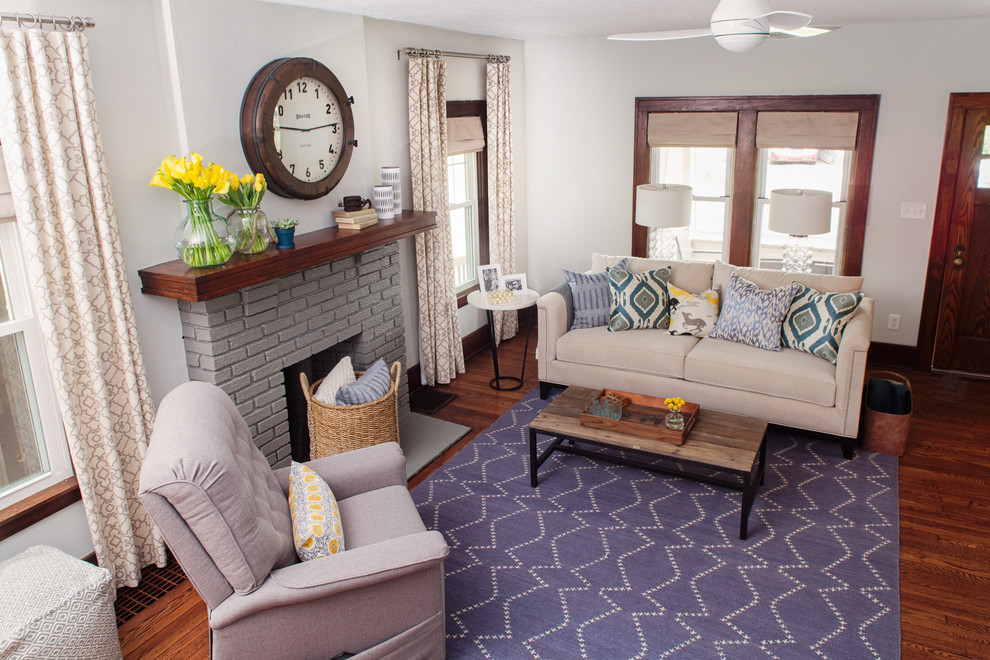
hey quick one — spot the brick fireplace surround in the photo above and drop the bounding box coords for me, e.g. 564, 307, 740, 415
138, 212, 436, 468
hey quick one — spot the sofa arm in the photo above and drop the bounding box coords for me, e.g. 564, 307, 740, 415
537, 283, 572, 380
209, 530, 449, 628
834, 297, 874, 436
273, 442, 407, 500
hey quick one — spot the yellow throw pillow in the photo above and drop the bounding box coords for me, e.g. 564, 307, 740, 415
667, 283, 720, 337
288, 462, 344, 561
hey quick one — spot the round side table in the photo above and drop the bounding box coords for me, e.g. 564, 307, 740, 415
467, 288, 539, 391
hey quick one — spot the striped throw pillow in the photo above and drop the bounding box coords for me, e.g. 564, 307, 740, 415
563, 258, 628, 330
335, 358, 392, 405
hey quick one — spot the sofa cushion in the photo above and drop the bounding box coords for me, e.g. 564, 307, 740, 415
337, 485, 427, 550
781, 284, 864, 364
564, 258, 627, 329
607, 267, 673, 331
685, 337, 837, 407
141, 381, 297, 595
556, 326, 698, 378
713, 260, 863, 299
709, 274, 797, 351
667, 284, 719, 337
592, 253, 713, 294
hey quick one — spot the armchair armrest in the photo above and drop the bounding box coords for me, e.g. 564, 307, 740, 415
537, 283, 572, 380
209, 530, 449, 628
273, 442, 407, 499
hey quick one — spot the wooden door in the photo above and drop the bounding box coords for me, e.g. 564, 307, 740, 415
922, 94, 990, 374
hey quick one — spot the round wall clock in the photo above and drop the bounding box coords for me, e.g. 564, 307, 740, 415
240, 57, 356, 200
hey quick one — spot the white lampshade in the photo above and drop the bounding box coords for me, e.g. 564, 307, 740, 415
635, 184, 693, 229
768, 189, 833, 236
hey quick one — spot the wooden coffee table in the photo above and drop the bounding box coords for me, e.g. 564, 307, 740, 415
528, 386, 768, 539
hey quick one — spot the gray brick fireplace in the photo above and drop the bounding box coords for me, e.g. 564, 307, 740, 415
176, 243, 408, 467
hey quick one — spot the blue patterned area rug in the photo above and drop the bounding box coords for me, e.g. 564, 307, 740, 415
413, 388, 900, 659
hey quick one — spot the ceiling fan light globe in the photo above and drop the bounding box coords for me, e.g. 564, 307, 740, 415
713, 32, 769, 51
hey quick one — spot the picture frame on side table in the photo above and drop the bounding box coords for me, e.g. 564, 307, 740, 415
501, 273, 527, 292
478, 264, 503, 293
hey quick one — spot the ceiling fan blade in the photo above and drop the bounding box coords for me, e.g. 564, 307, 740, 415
769, 26, 837, 39
608, 28, 713, 42
759, 10, 812, 31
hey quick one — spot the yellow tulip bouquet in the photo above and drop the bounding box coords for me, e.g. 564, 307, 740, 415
150, 154, 236, 267
216, 173, 271, 254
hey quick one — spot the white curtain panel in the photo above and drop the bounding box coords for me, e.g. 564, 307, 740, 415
486, 59, 518, 343
0, 29, 165, 588
408, 53, 465, 385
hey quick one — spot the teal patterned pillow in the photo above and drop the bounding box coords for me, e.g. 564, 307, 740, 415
709, 274, 797, 351
563, 258, 628, 329
781, 284, 863, 363
607, 267, 672, 332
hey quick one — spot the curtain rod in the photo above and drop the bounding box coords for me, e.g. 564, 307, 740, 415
398, 47, 509, 63
0, 12, 95, 31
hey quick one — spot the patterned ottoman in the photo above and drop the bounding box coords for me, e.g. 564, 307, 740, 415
0, 545, 122, 659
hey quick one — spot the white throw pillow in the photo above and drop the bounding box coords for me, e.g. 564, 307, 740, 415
313, 356, 356, 405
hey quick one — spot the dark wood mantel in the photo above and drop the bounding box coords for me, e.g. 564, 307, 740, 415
138, 210, 435, 302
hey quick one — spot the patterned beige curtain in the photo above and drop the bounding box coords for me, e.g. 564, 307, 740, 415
0, 29, 166, 588
487, 58, 518, 343
408, 52, 464, 385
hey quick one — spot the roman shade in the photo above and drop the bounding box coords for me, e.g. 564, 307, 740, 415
447, 115, 484, 155
756, 111, 859, 149
647, 112, 737, 147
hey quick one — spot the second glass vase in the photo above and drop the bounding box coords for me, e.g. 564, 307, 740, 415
174, 199, 234, 268
228, 206, 272, 254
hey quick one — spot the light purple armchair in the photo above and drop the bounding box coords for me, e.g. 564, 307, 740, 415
139, 381, 448, 659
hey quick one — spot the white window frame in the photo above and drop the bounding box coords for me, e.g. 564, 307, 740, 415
447, 152, 481, 293
0, 222, 71, 510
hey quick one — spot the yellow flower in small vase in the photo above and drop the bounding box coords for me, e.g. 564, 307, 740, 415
663, 397, 686, 431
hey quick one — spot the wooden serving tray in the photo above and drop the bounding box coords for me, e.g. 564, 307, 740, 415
579, 389, 699, 446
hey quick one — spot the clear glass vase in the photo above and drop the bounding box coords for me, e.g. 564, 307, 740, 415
174, 199, 234, 268
664, 410, 685, 431
228, 206, 271, 254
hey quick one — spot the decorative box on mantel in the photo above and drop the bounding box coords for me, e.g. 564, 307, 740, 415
138, 210, 435, 467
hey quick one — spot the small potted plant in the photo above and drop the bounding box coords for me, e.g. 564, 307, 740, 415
271, 217, 299, 249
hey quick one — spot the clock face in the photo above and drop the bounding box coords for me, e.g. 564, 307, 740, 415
273, 76, 345, 184
240, 58, 356, 200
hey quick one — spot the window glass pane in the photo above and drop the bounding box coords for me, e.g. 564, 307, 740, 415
0, 332, 48, 493
448, 154, 468, 205
756, 203, 840, 272
447, 152, 480, 290
650, 146, 731, 261
0, 253, 10, 324
983, 126, 990, 155
978, 158, 990, 189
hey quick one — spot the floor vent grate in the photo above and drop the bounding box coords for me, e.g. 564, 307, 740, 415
410, 386, 457, 414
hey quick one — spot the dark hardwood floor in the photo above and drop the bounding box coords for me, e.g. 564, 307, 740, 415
117, 331, 990, 658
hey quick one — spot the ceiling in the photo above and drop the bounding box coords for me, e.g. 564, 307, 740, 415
268, 0, 990, 40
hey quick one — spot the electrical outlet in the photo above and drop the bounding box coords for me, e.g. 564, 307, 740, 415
900, 202, 927, 220
887, 314, 901, 331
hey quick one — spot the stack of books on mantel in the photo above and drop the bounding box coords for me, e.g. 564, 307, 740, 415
332, 208, 379, 231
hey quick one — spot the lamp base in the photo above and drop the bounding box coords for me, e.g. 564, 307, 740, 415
647, 227, 679, 261
781, 234, 814, 273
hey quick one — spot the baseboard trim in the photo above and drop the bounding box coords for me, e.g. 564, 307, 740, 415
868, 342, 919, 369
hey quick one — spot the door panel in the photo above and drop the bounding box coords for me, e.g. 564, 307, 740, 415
932, 106, 990, 373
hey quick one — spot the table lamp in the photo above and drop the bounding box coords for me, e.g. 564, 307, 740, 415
768, 188, 832, 273
635, 183, 693, 260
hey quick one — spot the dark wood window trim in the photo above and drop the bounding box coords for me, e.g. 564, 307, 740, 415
448, 100, 489, 309
632, 95, 880, 275
0, 477, 81, 542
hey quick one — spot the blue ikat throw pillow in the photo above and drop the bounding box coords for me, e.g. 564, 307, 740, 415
709, 274, 797, 351
335, 358, 392, 405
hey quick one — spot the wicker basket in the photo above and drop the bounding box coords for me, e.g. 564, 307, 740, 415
300, 361, 401, 459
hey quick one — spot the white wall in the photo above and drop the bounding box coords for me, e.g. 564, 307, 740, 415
523, 19, 990, 347
362, 19, 526, 375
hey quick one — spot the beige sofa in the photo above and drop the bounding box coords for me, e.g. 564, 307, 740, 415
537, 256, 873, 458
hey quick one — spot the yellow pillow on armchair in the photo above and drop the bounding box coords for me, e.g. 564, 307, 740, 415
288, 462, 344, 561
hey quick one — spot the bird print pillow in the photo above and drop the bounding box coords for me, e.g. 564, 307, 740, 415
667, 283, 720, 337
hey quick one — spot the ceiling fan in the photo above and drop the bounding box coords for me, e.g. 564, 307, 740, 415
608, 0, 834, 53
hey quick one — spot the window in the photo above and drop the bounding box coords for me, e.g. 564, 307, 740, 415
0, 222, 71, 509
978, 125, 990, 188
633, 96, 879, 275
447, 101, 489, 296
448, 152, 480, 290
